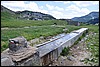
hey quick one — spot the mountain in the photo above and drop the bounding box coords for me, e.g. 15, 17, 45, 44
1, 5, 15, 14
16, 10, 56, 20
1, 5, 18, 20
1, 5, 56, 20
71, 12, 99, 23
87, 17, 99, 24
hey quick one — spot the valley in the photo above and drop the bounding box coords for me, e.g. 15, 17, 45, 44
1, 4, 99, 66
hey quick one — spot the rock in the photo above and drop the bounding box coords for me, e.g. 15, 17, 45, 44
39, 36, 44, 40
61, 56, 66, 60
81, 39, 84, 42
72, 54, 77, 58
49, 64, 51, 66
30, 38, 39, 43
80, 58, 85, 62
1, 54, 14, 66
70, 48, 72, 51
77, 47, 79, 49
74, 45, 77, 49
63, 28, 68, 32
94, 33, 96, 35
86, 35, 89, 37
90, 43, 93, 45
9, 36, 28, 52
10, 46, 37, 62
67, 56, 75, 61
86, 48, 88, 49
24, 27, 29, 28
84, 37, 87, 40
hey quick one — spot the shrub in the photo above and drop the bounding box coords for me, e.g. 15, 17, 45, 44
60, 47, 70, 56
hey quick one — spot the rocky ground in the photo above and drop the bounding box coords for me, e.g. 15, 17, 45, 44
50, 34, 92, 66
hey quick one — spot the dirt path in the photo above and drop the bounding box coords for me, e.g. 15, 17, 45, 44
50, 34, 92, 66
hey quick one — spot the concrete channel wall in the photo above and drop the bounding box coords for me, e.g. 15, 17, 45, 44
1, 28, 88, 66
39, 28, 88, 66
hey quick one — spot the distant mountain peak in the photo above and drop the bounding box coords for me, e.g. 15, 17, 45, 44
71, 12, 99, 23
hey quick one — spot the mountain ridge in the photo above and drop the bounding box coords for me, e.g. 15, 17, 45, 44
71, 12, 99, 23
1, 5, 56, 20
1, 5, 99, 24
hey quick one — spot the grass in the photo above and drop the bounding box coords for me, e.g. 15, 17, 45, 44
1, 22, 99, 52
85, 32, 99, 66
1, 11, 18, 21
1, 19, 68, 28
79, 25, 99, 33
1, 24, 82, 52
1, 26, 65, 41
1, 25, 65, 52
60, 47, 70, 56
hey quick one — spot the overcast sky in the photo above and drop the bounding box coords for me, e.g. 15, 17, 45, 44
1, 1, 99, 19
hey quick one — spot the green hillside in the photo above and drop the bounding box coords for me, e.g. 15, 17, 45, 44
1, 11, 18, 20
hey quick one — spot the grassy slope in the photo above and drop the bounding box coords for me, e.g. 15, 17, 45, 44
1, 19, 68, 28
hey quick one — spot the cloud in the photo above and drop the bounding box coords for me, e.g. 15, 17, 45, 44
46, 4, 64, 11
63, 1, 71, 4
55, 6, 64, 11
39, 9, 48, 14
81, 8, 90, 14
50, 11, 63, 19
1, 1, 49, 14
66, 5, 80, 12
26, 2, 39, 11
1, 1, 40, 12
73, 1, 99, 7
1, 1, 26, 11
50, 10, 79, 19
91, 9, 99, 12
54, 1, 71, 4
46, 4, 54, 10
1, 1, 24, 7
92, 1, 99, 5
65, 4, 91, 18
54, 1, 63, 3
40, 6, 44, 9
66, 5, 90, 14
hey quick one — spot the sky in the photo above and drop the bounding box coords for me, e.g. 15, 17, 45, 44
1, 1, 99, 19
